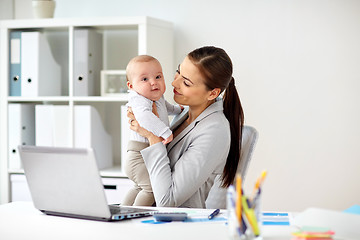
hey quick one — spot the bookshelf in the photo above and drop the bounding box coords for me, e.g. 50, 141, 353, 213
0, 16, 174, 204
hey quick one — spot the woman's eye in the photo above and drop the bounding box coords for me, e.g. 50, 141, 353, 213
176, 69, 180, 74
183, 81, 190, 87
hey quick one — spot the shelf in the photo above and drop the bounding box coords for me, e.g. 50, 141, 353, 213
73, 96, 128, 102
0, 16, 173, 204
9, 165, 127, 178
100, 165, 127, 178
7, 96, 129, 103
0, 16, 172, 30
8, 169, 24, 174
7, 96, 70, 103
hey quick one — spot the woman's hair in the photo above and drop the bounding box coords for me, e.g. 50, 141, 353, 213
187, 46, 244, 188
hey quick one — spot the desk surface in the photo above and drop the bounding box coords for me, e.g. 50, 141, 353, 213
0, 202, 294, 240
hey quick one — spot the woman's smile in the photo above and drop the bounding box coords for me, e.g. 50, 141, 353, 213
173, 88, 181, 95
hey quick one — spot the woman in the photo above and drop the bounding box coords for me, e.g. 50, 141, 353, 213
128, 46, 244, 208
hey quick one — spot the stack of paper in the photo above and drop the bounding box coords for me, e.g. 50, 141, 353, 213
292, 226, 334, 239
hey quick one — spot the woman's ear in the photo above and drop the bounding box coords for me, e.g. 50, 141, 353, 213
207, 88, 221, 100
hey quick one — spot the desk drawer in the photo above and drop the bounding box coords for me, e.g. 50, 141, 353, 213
101, 177, 133, 204
10, 174, 32, 202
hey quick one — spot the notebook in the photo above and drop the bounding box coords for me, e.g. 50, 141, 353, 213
18, 145, 156, 221
293, 207, 360, 240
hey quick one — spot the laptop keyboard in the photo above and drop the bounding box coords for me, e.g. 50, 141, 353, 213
109, 205, 138, 215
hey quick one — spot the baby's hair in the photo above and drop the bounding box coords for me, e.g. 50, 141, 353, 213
126, 55, 160, 83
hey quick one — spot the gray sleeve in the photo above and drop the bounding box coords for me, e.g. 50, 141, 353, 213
141, 119, 230, 207
165, 100, 182, 115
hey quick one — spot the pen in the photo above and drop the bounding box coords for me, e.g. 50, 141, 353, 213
235, 174, 242, 223
242, 196, 260, 236
251, 187, 261, 209
208, 209, 220, 220
251, 170, 267, 201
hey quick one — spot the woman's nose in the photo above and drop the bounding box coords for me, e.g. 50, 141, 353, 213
172, 73, 180, 87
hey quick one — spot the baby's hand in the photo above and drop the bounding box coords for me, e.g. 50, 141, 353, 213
162, 134, 173, 145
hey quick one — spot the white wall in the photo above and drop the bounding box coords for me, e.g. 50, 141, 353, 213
9, 0, 360, 211
0, 0, 13, 20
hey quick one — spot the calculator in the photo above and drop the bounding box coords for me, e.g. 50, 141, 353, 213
153, 212, 188, 222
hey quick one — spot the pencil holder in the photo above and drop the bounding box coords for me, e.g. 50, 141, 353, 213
252, 189, 262, 233
253, 193, 263, 240
227, 185, 263, 240
227, 186, 241, 239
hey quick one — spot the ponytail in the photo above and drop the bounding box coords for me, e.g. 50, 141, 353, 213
187, 46, 245, 187
221, 77, 244, 187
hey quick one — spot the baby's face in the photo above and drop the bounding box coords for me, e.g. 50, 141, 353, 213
128, 60, 166, 101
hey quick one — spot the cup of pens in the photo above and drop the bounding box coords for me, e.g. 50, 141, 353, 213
227, 170, 267, 240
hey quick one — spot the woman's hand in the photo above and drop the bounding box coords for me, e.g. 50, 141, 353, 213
127, 106, 163, 145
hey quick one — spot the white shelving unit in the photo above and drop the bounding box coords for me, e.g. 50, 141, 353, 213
0, 16, 174, 204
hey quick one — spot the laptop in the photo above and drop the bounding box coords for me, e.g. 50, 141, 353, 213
18, 145, 156, 221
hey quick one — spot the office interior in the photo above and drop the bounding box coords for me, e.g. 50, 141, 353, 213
0, 0, 359, 213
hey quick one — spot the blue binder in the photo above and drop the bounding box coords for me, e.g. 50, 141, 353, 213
9, 31, 22, 96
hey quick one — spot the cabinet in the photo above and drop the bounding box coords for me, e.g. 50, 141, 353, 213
0, 17, 173, 204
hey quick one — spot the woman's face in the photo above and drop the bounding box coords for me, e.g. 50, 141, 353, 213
172, 56, 213, 107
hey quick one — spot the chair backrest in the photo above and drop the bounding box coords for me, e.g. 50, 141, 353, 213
205, 125, 258, 209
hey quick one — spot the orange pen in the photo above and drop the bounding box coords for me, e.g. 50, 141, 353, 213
251, 170, 267, 202
235, 174, 242, 224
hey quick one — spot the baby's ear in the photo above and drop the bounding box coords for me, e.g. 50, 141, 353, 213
127, 81, 132, 89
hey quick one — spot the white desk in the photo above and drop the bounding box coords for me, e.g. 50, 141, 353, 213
0, 202, 294, 240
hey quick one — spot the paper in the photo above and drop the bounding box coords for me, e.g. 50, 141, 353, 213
344, 205, 360, 215
262, 212, 290, 226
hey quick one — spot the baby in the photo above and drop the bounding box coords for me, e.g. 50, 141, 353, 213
122, 55, 182, 206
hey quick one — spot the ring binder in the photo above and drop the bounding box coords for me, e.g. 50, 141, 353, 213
73, 29, 103, 96
21, 31, 61, 97
9, 31, 22, 96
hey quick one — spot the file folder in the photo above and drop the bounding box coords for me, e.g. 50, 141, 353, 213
35, 105, 112, 169
8, 103, 35, 169
9, 31, 22, 96
121, 105, 131, 174
73, 29, 103, 96
21, 32, 61, 97
74, 106, 112, 169
35, 105, 70, 147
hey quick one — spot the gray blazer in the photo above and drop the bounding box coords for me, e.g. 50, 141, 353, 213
141, 98, 230, 208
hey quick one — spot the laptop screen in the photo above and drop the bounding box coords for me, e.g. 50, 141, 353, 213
19, 146, 112, 219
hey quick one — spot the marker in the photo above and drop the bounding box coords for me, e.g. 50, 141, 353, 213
242, 196, 260, 236
251, 187, 261, 209
251, 170, 267, 201
235, 174, 242, 223
208, 209, 220, 220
